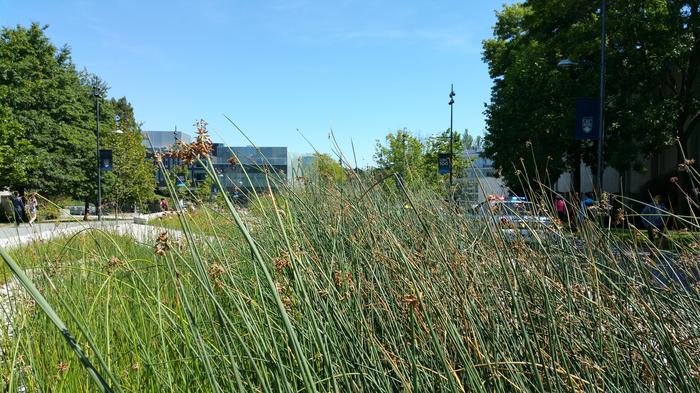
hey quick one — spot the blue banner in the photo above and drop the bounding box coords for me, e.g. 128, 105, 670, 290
99, 150, 113, 171
438, 153, 451, 175
576, 98, 600, 140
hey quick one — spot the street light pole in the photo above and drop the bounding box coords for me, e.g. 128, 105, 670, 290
448, 84, 455, 196
401, 127, 407, 186
597, 0, 607, 194
557, 0, 607, 195
94, 86, 102, 221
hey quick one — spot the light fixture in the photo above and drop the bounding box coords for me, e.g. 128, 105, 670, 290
557, 58, 579, 68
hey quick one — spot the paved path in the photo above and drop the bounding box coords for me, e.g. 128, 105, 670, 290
0, 213, 168, 249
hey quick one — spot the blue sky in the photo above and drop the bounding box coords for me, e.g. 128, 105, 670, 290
1, 0, 511, 166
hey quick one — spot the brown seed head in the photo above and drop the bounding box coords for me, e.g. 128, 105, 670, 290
165, 119, 214, 164
401, 295, 420, 310
56, 361, 69, 373
107, 256, 124, 271
208, 262, 226, 279
273, 256, 290, 272
154, 231, 170, 257
281, 296, 292, 310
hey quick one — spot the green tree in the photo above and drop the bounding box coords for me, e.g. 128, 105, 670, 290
0, 23, 96, 197
0, 103, 36, 188
374, 129, 424, 185
100, 97, 156, 208
314, 153, 347, 184
193, 174, 215, 203
483, 1, 700, 192
422, 129, 469, 191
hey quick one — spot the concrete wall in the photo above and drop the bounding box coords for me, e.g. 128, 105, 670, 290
554, 138, 698, 196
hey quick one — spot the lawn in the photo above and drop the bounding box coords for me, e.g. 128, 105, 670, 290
609, 227, 700, 252
151, 206, 242, 238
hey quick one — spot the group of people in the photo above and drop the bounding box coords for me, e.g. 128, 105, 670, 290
553, 193, 597, 227
640, 194, 667, 242
553, 192, 668, 242
11, 191, 38, 226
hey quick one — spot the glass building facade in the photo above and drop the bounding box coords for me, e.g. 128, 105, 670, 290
142, 131, 290, 195
192, 145, 290, 193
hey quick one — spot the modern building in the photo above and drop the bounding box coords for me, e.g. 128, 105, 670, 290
462, 147, 508, 203
142, 131, 193, 185
289, 153, 318, 186
141, 130, 290, 195
554, 133, 700, 196
191, 145, 290, 193
142, 130, 192, 149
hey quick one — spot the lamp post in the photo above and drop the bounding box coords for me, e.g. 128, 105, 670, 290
114, 113, 123, 134
401, 127, 407, 186
597, 0, 607, 194
94, 86, 102, 221
558, 0, 606, 194
94, 87, 125, 221
448, 84, 455, 196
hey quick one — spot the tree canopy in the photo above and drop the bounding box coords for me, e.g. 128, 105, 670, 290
0, 23, 155, 206
422, 129, 468, 190
483, 0, 700, 190
0, 103, 35, 187
0, 23, 95, 197
373, 128, 473, 195
374, 129, 424, 185
314, 153, 347, 184
100, 97, 156, 206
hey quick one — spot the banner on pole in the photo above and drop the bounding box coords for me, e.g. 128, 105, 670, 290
438, 153, 451, 175
99, 150, 113, 171
576, 98, 600, 140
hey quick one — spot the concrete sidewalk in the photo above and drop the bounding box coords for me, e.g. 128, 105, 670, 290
0, 212, 168, 249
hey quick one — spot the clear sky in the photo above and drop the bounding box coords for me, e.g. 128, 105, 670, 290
1, 0, 511, 167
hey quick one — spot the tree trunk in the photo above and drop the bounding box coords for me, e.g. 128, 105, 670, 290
572, 156, 581, 195
83, 199, 89, 221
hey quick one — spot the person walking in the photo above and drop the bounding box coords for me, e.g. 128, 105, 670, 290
641, 194, 666, 243
159, 198, 169, 212
554, 195, 568, 224
26, 193, 38, 226
11, 191, 25, 226
578, 193, 595, 224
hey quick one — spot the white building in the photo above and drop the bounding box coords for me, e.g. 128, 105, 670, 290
462, 147, 509, 203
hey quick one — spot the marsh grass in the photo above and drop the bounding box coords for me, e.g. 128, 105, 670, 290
152, 208, 238, 238
0, 158, 699, 391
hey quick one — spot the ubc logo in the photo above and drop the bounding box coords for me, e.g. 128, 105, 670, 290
581, 116, 593, 134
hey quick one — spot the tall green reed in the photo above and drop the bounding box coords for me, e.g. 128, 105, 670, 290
0, 156, 699, 391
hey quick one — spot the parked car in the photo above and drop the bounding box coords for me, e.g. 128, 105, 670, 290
474, 196, 557, 241
67, 204, 96, 216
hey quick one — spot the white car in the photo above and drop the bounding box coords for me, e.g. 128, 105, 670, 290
475, 197, 556, 241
